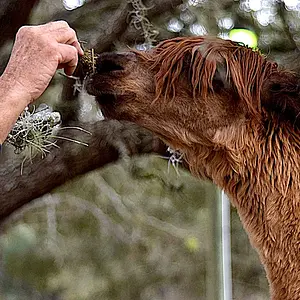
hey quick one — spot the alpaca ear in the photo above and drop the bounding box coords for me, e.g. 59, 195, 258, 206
213, 62, 230, 90
261, 71, 300, 126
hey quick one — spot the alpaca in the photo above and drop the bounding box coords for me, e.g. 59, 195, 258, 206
86, 36, 300, 300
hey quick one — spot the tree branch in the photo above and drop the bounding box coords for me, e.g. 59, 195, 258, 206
0, 0, 40, 73
0, 0, 40, 46
0, 120, 166, 222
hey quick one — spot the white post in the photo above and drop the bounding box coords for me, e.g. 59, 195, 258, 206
221, 191, 232, 300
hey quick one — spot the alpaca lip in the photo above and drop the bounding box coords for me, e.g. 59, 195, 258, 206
85, 77, 118, 112
85, 77, 102, 97
85, 75, 121, 99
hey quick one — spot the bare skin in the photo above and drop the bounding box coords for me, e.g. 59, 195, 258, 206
0, 21, 84, 144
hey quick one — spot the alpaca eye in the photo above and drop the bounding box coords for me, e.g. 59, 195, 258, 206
271, 83, 281, 91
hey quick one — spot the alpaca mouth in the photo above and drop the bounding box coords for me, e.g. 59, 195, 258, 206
85, 76, 116, 97
85, 78, 118, 118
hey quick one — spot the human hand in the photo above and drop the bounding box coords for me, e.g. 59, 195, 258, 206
0, 21, 84, 105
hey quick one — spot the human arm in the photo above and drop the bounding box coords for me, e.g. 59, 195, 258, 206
0, 21, 84, 144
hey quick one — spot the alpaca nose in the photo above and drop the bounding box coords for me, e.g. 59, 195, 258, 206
96, 52, 136, 74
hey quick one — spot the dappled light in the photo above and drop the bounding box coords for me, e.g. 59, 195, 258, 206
1, 0, 300, 299
63, 0, 85, 10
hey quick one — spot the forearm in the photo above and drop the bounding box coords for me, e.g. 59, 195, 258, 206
0, 74, 31, 144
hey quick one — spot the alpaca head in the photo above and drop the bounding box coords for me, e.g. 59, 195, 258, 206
86, 36, 300, 156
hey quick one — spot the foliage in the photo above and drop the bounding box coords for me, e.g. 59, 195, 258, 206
1, 157, 213, 299
2, 0, 300, 299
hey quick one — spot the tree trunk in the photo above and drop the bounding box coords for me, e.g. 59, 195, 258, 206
0, 120, 166, 223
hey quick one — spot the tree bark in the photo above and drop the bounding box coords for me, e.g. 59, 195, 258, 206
0, 0, 40, 73
0, 120, 166, 223
0, 0, 40, 46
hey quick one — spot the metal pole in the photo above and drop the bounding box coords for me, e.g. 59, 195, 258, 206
221, 191, 232, 300
206, 188, 232, 300
206, 187, 223, 300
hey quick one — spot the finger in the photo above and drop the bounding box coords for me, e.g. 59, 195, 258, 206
41, 21, 84, 55
54, 27, 84, 55
42, 20, 70, 31
71, 40, 84, 56
57, 44, 78, 75
55, 27, 77, 44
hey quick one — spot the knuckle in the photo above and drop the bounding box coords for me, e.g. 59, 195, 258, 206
44, 43, 59, 58
67, 47, 78, 65
69, 27, 76, 36
16, 26, 35, 39
49, 45, 60, 57
67, 45, 78, 58
62, 26, 76, 39
71, 45, 78, 55
54, 20, 69, 28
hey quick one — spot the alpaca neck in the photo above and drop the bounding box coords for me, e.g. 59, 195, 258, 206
229, 187, 300, 300
224, 127, 300, 300
187, 122, 300, 300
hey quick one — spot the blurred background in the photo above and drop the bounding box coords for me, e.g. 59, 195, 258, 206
1, 0, 300, 299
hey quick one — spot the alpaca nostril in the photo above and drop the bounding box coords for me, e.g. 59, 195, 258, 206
96, 59, 124, 74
